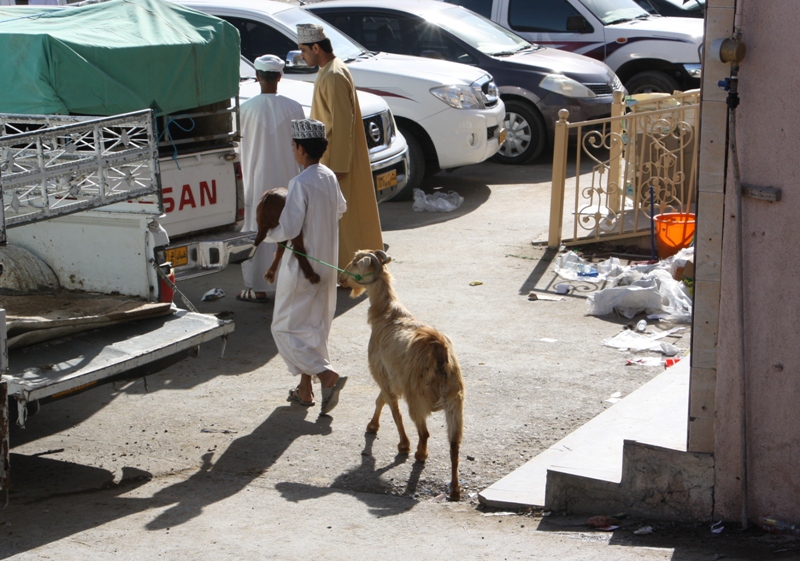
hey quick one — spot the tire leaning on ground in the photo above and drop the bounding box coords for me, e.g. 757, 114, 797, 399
492, 99, 547, 165
625, 70, 681, 94
388, 125, 424, 202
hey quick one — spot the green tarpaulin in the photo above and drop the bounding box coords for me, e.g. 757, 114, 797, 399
0, 0, 239, 116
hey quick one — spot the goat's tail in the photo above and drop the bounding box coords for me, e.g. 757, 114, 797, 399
414, 326, 465, 445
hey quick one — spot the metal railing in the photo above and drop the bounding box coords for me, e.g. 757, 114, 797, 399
548, 90, 700, 248
0, 110, 160, 244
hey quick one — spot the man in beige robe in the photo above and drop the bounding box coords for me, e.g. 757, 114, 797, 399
297, 23, 383, 269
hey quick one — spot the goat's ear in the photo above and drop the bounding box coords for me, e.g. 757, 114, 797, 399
355, 256, 373, 276
374, 250, 392, 265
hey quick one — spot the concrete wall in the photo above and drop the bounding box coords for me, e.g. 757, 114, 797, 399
704, 0, 800, 523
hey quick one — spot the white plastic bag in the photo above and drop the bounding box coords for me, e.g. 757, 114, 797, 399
412, 188, 464, 212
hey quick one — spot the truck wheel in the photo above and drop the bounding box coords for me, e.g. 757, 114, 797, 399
493, 100, 547, 165
625, 70, 681, 94
388, 125, 424, 202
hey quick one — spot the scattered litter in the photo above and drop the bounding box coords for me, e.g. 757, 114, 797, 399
554, 252, 625, 281
483, 511, 516, 517
586, 515, 620, 530
469, 492, 478, 499
605, 391, 623, 404
431, 493, 447, 503
542, 511, 552, 517
412, 188, 464, 212
201, 288, 225, 301
540, 338, 558, 343
711, 521, 724, 534
201, 427, 237, 434
469, 281, 483, 286
626, 357, 664, 367
634, 525, 654, 535
602, 327, 685, 352
528, 291, 565, 301
584, 248, 694, 321
659, 342, 680, 357
467, 455, 476, 461
664, 357, 681, 367
555, 283, 571, 294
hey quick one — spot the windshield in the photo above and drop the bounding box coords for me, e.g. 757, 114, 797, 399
429, 6, 533, 56
579, 0, 650, 24
275, 6, 367, 61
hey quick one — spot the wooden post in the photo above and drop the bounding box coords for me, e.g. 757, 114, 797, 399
548, 109, 570, 249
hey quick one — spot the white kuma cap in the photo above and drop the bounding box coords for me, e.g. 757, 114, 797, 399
291, 119, 326, 139
254, 54, 284, 74
297, 23, 327, 44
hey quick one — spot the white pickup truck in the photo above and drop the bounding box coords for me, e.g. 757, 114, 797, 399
0, 111, 234, 486
443, 0, 703, 94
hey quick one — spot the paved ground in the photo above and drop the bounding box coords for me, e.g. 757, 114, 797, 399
2, 160, 791, 560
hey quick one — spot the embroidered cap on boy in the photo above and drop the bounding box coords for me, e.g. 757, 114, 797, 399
291, 119, 326, 140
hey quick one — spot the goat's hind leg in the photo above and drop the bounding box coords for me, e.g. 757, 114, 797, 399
366, 393, 385, 434
412, 417, 430, 463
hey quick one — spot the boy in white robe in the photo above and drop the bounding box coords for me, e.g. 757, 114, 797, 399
255, 119, 348, 415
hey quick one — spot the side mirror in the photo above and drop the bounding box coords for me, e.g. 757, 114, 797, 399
566, 15, 592, 34
284, 50, 319, 74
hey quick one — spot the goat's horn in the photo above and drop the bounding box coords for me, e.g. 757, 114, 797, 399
374, 250, 391, 265
366, 252, 382, 273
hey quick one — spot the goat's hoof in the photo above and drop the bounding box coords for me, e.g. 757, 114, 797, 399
448, 487, 462, 502
366, 423, 379, 434
398, 443, 411, 455
414, 451, 428, 463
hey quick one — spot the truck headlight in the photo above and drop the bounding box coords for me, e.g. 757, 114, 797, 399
430, 84, 485, 109
539, 74, 597, 98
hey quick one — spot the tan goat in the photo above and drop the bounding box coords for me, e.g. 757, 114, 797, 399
339, 249, 465, 501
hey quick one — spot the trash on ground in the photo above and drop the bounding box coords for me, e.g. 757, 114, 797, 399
540, 338, 558, 343
710, 521, 724, 534
201, 288, 225, 301
634, 525, 654, 535
483, 511, 516, 517
602, 327, 685, 352
554, 252, 626, 281
759, 515, 800, 535
605, 391, 623, 404
580, 248, 694, 322
555, 283, 571, 294
528, 292, 565, 301
626, 357, 664, 367
586, 515, 621, 530
412, 188, 464, 212
469, 281, 483, 286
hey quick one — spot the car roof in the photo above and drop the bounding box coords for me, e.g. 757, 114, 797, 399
309, 0, 457, 18
175, 0, 297, 15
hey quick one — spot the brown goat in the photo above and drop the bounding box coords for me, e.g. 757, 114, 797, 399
339, 249, 465, 501
254, 187, 320, 284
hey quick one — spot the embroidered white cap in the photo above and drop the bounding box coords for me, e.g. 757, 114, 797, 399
297, 23, 326, 44
291, 119, 326, 139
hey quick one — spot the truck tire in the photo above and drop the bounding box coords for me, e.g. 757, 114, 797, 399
493, 100, 547, 165
388, 125, 424, 202
625, 70, 681, 95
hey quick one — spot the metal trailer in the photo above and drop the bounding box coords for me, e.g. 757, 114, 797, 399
0, 110, 234, 500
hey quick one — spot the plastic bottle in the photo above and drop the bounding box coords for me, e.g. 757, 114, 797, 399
760, 515, 800, 535
636, 320, 647, 332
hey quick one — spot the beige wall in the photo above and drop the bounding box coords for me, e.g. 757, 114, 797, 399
699, 0, 800, 523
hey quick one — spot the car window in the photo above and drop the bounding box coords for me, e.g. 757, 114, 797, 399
223, 15, 297, 63
578, 0, 650, 24
442, 0, 493, 19
508, 0, 582, 33
428, 6, 531, 56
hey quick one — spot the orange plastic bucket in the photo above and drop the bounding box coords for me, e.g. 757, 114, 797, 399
654, 213, 695, 259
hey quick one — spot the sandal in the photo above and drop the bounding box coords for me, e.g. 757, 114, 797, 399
236, 288, 269, 304
320, 376, 348, 415
287, 386, 315, 407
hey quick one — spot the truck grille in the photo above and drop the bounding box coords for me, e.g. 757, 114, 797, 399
363, 114, 386, 149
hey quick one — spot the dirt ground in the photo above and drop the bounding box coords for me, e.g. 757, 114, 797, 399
2, 160, 792, 560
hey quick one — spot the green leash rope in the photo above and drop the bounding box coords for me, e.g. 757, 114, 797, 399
278, 243, 374, 283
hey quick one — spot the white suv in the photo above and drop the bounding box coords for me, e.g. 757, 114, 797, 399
176, 0, 506, 200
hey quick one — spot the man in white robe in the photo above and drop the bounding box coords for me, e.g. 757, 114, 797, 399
238, 54, 305, 303
257, 119, 348, 414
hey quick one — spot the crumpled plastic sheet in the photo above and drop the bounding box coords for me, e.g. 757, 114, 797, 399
572, 248, 694, 322
412, 188, 464, 212
553, 252, 627, 281
603, 327, 685, 352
